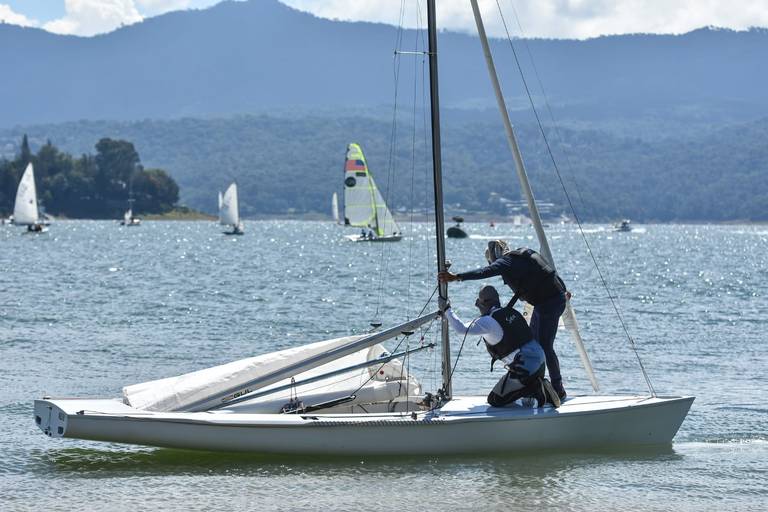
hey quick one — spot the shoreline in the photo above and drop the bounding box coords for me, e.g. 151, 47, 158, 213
31, 216, 768, 225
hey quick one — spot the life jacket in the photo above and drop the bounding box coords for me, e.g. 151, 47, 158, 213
502, 248, 565, 306
483, 304, 533, 369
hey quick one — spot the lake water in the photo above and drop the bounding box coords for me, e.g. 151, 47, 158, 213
1, 221, 766, 511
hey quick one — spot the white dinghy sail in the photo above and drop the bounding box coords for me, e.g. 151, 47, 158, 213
219, 181, 243, 235
342, 143, 401, 242
14, 163, 41, 226
34, 1, 692, 456
331, 192, 340, 224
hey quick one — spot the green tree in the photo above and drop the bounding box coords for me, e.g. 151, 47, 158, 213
134, 168, 179, 214
19, 134, 31, 167
94, 138, 140, 213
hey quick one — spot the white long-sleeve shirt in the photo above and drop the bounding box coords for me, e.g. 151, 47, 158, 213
444, 306, 503, 346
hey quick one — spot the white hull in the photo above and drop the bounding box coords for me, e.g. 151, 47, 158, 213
35, 395, 693, 455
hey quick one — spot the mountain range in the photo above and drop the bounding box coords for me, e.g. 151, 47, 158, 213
1, 0, 767, 129
1, 0, 766, 221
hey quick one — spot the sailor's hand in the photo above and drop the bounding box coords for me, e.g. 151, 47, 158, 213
438, 271, 459, 283
438, 296, 450, 312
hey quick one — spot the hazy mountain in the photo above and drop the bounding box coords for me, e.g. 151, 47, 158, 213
1, 0, 767, 129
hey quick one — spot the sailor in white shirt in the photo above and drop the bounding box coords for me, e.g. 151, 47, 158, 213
443, 285, 557, 407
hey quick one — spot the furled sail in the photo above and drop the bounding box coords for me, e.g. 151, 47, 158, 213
13, 163, 39, 225
219, 343, 422, 414
219, 182, 239, 226
123, 311, 438, 412
343, 143, 400, 236
123, 209, 133, 224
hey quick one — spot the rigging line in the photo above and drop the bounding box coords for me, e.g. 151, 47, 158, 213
374, 0, 409, 320
503, 0, 591, 227
429, 316, 476, 412
494, 0, 656, 396
349, 284, 440, 399
407, 3, 426, 321
417, 4, 434, 290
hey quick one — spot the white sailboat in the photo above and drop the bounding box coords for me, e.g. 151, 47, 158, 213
219, 182, 244, 235
13, 163, 47, 233
120, 172, 141, 226
34, 1, 692, 455
331, 192, 341, 224
120, 207, 141, 226
342, 143, 402, 242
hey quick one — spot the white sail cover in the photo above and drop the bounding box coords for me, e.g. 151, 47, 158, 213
124, 335, 365, 411
13, 163, 39, 225
219, 182, 239, 226
343, 143, 399, 237
331, 192, 339, 223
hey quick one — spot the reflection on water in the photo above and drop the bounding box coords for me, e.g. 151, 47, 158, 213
35, 445, 680, 478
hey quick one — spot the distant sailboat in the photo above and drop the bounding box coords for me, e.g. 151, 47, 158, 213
120, 172, 141, 226
219, 182, 244, 235
342, 143, 401, 242
121, 208, 141, 226
331, 192, 341, 224
614, 219, 633, 232
13, 163, 46, 233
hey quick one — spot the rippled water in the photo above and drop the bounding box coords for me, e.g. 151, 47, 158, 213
1, 221, 766, 511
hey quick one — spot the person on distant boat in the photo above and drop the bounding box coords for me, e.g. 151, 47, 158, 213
438, 240, 568, 399
440, 285, 556, 407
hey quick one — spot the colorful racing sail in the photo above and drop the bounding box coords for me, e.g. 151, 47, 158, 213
342, 143, 399, 237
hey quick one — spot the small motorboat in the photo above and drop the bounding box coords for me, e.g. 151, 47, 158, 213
614, 219, 632, 232
446, 216, 468, 238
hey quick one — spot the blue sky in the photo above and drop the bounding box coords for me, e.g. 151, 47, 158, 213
1, 1, 767, 39
2, 1, 65, 22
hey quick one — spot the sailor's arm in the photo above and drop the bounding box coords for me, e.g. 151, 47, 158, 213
439, 259, 508, 283
444, 308, 502, 340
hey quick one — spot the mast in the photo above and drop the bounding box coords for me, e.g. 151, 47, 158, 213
469, 0, 599, 391
426, 0, 451, 400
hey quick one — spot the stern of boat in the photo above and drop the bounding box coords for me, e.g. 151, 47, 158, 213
34, 399, 68, 438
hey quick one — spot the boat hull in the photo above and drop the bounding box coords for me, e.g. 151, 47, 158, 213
446, 226, 468, 238
35, 395, 693, 455
344, 234, 402, 243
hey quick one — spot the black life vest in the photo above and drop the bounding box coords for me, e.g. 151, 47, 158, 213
502, 248, 565, 305
483, 304, 533, 365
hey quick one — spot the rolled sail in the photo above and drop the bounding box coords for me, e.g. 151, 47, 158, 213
123, 311, 438, 412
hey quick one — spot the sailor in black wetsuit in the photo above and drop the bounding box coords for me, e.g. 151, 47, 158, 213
442, 285, 558, 407
439, 240, 568, 399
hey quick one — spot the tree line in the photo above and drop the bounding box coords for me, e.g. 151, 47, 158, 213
0, 136, 179, 218
2, 113, 767, 222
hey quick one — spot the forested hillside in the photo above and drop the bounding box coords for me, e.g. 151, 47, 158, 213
3, 114, 766, 221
